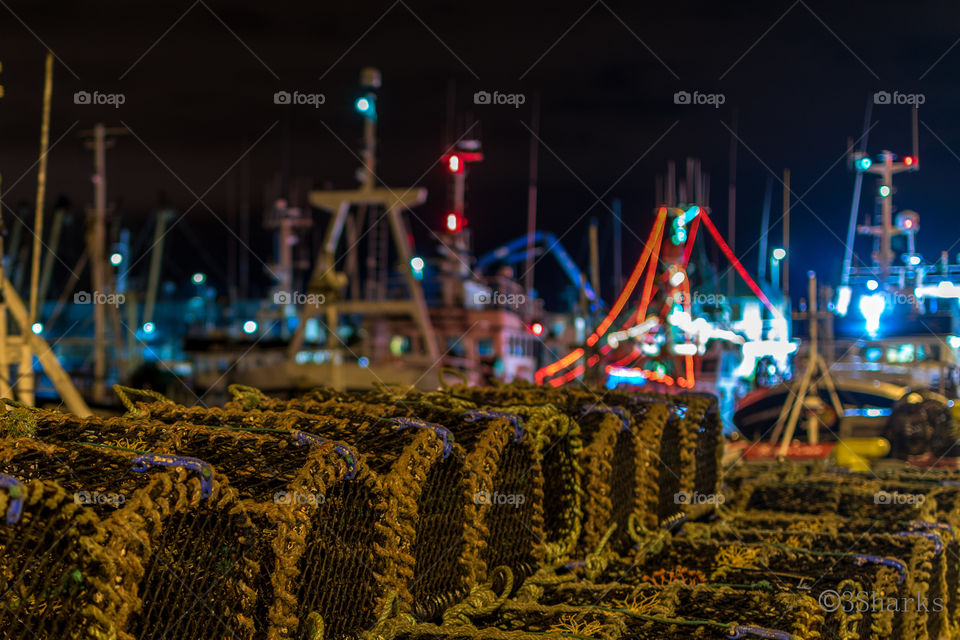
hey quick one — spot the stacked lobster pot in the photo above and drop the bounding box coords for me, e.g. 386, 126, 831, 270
0, 434, 256, 640
8, 398, 358, 640
368, 572, 824, 640
124, 389, 499, 632
566, 535, 933, 640
726, 473, 960, 638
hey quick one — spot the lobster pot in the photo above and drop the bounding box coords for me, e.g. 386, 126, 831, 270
598, 537, 929, 640
677, 393, 723, 499
243, 412, 474, 637
717, 528, 952, 640
572, 404, 649, 558
375, 592, 821, 640
375, 601, 624, 640
17, 408, 360, 640
130, 396, 530, 626
389, 385, 587, 564
505, 388, 667, 556
371, 620, 618, 640
0, 437, 256, 640
600, 392, 672, 531
736, 481, 939, 522
260, 397, 549, 609
218, 386, 583, 571
510, 584, 823, 640
484, 403, 583, 565
754, 474, 960, 528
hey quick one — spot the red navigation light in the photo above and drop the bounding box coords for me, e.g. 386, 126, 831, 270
446, 212, 464, 232
531, 322, 544, 336
904, 156, 915, 166
447, 154, 462, 173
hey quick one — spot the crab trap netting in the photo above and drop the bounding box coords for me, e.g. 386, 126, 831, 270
139, 386, 548, 599
730, 478, 943, 522
0, 436, 256, 640
719, 472, 960, 638
391, 383, 679, 551
562, 534, 928, 640
118, 391, 486, 632
367, 574, 823, 640
300, 385, 645, 562
218, 383, 582, 572
703, 529, 951, 640
0, 382, 743, 640
3, 402, 365, 640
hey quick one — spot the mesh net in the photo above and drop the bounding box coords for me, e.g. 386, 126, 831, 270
0, 436, 257, 640
2, 406, 365, 639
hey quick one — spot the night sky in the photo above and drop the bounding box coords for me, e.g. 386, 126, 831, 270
1, 1, 958, 306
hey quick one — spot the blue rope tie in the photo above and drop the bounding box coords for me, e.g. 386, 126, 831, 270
130, 454, 214, 499
0, 474, 24, 524
852, 554, 907, 583
462, 409, 524, 442
294, 431, 358, 480
895, 531, 943, 556
728, 625, 795, 640
907, 520, 952, 536
391, 417, 454, 458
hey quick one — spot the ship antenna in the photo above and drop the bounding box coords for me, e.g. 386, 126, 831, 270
841, 95, 873, 286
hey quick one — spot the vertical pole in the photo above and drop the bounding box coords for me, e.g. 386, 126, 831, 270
91, 123, 107, 404
843, 97, 874, 287
782, 169, 790, 303
453, 171, 466, 216
523, 92, 540, 314
589, 218, 600, 298
143, 210, 169, 328
666, 161, 675, 207
807, 271, 819, 444
612, 199, 623, 294
226, 173, 238, 307
0, 173, 9, 399
37, 207, 63, 305
758, 176, 772, 282
345, 211, 360, 300
727, 110, 738, 300
362, 110, 376, 192
239, 154, 250, 300
22, 52, 53, 406
912, 106, 919, 162
880, 151, 894, 279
